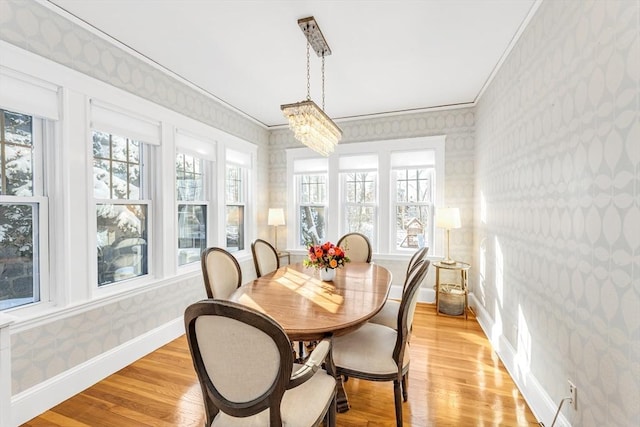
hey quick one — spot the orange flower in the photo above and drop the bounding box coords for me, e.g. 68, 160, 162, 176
322, 242, 331, 251
330, 259, 338, 268
315, 248, 323, 258
334, 247, 343, 257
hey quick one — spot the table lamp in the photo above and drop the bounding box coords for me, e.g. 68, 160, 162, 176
267, 208, 285, 252
436, 207, 461, 265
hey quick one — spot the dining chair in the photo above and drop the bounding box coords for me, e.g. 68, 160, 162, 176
251, 238, 280, 278
331, 259, 431, 427
368, 246, 429, 330
184, 299, 337, 427
201, 247, 242, 299
336, 232, 372, 263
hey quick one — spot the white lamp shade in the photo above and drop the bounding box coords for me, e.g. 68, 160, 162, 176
268, 208, 285, 226
436, 207, 461, 229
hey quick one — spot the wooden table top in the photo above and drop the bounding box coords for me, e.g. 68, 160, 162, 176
229, 262, 393, 340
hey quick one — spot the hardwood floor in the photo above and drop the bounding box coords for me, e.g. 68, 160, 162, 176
22, 304, 539, 426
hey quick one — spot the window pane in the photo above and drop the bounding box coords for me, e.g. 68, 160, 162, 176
345, 172, 376, 203
0, 203, 39, 310
176, 153, 204, 201
226, 165, 243, 203
92, 131, 141, 200
345, 206, 374, 240
97, 204, 148, 286
178, 204, 207, 265
396, 205, 431, 249
299, 206, 326, 246
299, 174, 326, 204
2, 111, 34, 197
395, 169, 432, 203
226, 205, 244, 252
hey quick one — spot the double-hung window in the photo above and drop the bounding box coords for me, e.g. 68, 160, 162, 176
339, 154, 378, 246
391, 150, 435, 251
91, 101, 159, 286
225, 149, 251, 253
293, 157, 328, 246
176, 153, 207, 265
0, 110, 47, 310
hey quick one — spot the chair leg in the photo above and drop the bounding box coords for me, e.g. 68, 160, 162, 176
394, 379, 403, 427
325, 392, 337, 427
401, 373, 409, 402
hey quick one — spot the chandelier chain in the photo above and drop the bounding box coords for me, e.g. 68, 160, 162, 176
322, 53, 325, 111
306, 41, 311, 101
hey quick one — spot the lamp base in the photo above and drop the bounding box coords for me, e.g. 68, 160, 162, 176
441, 257, 456, 265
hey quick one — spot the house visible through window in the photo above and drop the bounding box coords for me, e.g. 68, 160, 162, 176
0, 109, 45, 311
93, 130, 148, 286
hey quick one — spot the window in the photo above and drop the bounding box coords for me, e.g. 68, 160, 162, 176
339, 154, 378, 245
176, 153, 207, 265
293, 157, 328, 246
93, 130, 148, 286
225, 164, 245, 252
287, 136, 445, 255
393, 168, 434, 249
0, 109, 47, 311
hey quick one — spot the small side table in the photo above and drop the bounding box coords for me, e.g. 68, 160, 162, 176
277, 251, 291, 265
434, 261, 470, 319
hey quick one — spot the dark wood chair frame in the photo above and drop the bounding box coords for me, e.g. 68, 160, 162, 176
200, 247, 242, 299
336, 232, 372, 263
335, 259, 431, 427
184, 299, 337, 427
251, 238, 280, 278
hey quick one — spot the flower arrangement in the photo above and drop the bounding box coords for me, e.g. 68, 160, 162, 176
304, 241, 350, 270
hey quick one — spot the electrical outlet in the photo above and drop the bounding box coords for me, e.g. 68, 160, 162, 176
568, 380, 577, 410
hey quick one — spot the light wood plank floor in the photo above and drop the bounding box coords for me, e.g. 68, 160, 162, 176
22, 304, 539, 426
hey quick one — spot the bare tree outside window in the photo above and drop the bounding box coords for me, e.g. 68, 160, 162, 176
298, 174, 326, 246
343, 172, 377, 242
226, 165, 245, 252
177, 153, 207, 265
0, 110, 40, 310
93, 130, 148, 286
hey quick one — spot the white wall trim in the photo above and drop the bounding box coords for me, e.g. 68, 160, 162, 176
11, 316, 184, 426
470, 294, 570, 427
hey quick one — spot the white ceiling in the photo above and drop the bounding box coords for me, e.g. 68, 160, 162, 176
48, 0, 536, 128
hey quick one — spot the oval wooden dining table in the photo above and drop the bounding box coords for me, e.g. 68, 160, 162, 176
229, 262, 393, 340
228, 261, 393, 412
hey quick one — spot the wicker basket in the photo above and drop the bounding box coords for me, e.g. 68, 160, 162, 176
438, 284, 465, 316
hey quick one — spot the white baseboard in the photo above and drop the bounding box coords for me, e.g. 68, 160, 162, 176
11, 317, 185, 426
469, 294, 570, 427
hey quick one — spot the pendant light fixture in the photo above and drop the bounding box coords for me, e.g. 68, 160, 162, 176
281, 16, 342, 156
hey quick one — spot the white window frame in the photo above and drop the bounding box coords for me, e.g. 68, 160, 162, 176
0, 110, 51, 315
286, 136, 445, 255
292, 157, 329, 247
89, 101, 160, 295
339, 154, 379, 250
217, 142, 257, 260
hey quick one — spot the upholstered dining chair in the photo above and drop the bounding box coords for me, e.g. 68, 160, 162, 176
331, 259, 431, 427
184, 299, 337, 427
201, 247, 242, 299
369, 246, 429, 330
336, 232, 372, 263
251, 238, 280, 278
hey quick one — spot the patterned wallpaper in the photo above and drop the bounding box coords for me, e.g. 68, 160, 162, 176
474, 0, 639, 425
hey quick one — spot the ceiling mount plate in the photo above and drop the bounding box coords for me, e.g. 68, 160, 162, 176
298, 16, 332, 57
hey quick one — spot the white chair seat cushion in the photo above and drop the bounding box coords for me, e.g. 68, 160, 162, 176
211, 367, 336, 427
332, 323, 409, 376
368, 299, 400, 330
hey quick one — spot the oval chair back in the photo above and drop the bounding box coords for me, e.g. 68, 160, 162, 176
201, 247, 242, 299
336, 232, 372, 263
251, 239, 279, 278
